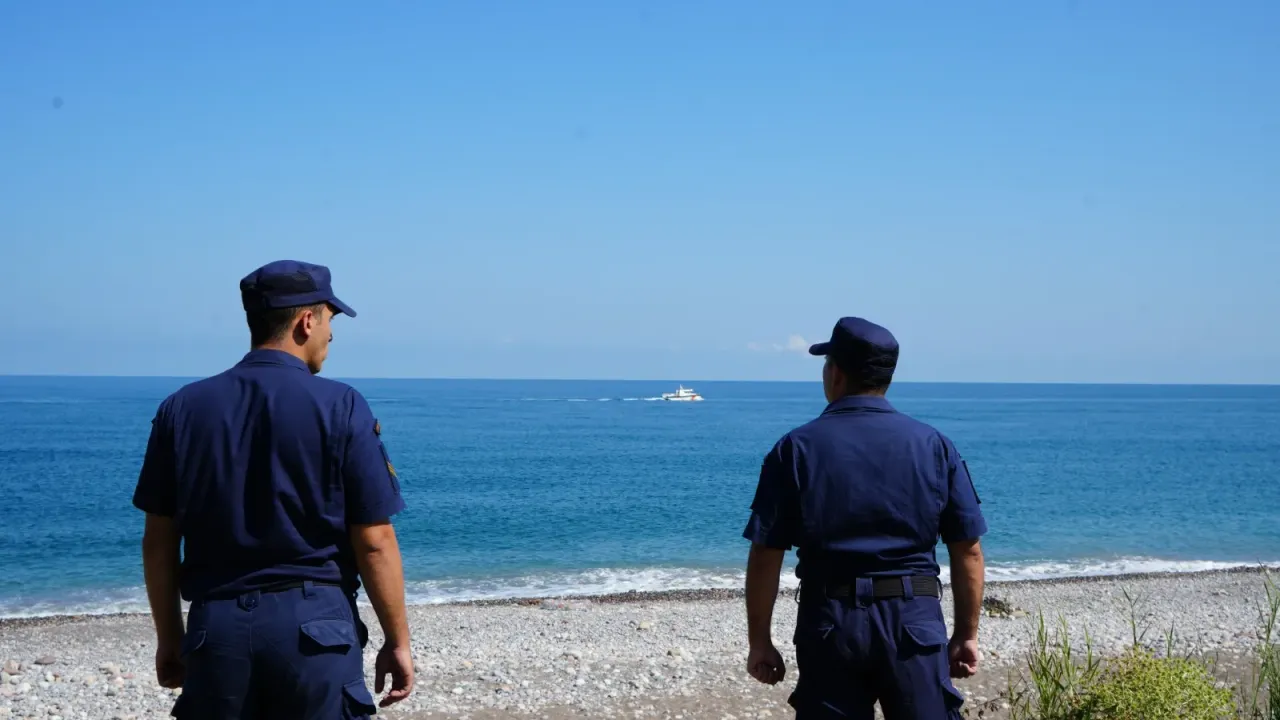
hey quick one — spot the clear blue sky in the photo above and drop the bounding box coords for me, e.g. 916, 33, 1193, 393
2, 1, 1277, 382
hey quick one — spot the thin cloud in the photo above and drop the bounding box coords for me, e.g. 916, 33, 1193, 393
748, 335, 810, 353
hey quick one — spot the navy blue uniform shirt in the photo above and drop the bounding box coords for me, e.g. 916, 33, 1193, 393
132, 349, 406, 601
743, 395, 986, 581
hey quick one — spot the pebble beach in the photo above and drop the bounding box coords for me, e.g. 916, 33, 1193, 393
1, 567, 1276, 720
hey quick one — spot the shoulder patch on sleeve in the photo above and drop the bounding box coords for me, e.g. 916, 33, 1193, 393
374, 419, 381, 436
961, 459, 980, 504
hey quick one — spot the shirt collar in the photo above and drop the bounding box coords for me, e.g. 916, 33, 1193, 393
821, 394, 895, 415
237, 349, 311, 372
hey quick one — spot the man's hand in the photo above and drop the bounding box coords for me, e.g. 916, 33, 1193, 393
154, 641, 185, 688
948, 635, 981, 678
747, 642, 786, 685
374, 643, 414, 707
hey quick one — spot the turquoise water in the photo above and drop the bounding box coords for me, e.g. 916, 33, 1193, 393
1, 378, 1278, 617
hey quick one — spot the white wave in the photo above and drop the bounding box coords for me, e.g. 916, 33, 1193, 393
401, 567, 761, 605
0, 586, 161, 619
400, 558, 1280, 606
4, 558, 1276, 618
951, 558, 1274, 584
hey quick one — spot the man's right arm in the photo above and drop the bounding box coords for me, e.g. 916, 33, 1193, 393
344, 389, 413, 706
938, 435, 988, 678
350, 521, 410, 648
947, 537, 985, 642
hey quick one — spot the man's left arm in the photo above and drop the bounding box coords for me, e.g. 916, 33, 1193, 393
133, 403, 185, 688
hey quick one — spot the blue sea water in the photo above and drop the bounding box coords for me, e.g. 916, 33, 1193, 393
1, 378, 1278, 618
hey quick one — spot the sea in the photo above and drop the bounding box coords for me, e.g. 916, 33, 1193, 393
1, 378, 1278, 618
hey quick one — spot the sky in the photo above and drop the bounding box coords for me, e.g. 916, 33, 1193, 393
1, 1, 1277, 383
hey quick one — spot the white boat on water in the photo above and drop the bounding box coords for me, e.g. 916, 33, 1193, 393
661, 385, 704, 402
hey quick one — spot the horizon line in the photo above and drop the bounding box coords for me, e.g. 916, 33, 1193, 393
0, 374, 1277, 388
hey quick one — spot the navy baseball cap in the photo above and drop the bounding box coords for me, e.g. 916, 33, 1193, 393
809, 317, 899, 378
239, 260, 357, 318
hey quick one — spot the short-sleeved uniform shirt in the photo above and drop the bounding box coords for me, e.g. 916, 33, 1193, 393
743, 395, 985, 581
132, 349, 405, 601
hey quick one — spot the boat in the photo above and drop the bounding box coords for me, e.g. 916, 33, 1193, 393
661, 385, 704, 402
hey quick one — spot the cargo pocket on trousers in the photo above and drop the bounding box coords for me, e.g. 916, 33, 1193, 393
901, 622, 947, 654
342, 679, 378, 719
299, 618, 357, 655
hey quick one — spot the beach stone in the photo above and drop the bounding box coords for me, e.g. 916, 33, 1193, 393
2, 660, 18, 674
637, 622, 653, 631
33, 656, 55, 667
100, 663, 119, 675
0, 672, 9, 685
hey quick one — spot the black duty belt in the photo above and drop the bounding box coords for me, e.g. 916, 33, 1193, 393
200, 579, 345, 601
259, 580, 344, 593
824, 576, 941, 599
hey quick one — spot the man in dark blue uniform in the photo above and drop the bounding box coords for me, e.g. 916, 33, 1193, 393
742, 317, 987, 719
134, 260, 414, 718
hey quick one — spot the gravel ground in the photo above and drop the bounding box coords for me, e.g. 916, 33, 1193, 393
1, 567, 1275, 720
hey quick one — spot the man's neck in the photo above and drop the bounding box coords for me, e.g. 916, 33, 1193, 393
252, 343, 309, 365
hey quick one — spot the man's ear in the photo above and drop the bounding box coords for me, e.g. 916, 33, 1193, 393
301, 308, 317, 338
291, 307, 315, 343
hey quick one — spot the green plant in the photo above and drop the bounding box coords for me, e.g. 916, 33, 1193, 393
1008, 574, 1280, 720
1120, 587, 1152, 650
1243, 569, 1280, 720
1007, 611, 1102, 720
1072, 646, 1237, 719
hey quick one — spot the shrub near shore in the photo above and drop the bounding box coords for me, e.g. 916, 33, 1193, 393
1002, 570, 1280, 720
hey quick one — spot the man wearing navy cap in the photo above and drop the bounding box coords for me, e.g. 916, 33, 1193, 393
742, 317, 987, 719
133, 260, 414, 718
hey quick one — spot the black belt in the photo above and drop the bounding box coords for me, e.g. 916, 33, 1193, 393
823, 576, 941, 599
200, 579, 345, 601
259, 580, 344, 593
